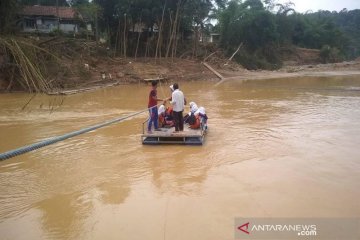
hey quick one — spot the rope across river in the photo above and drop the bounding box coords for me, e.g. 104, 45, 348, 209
0, 105, 158, 161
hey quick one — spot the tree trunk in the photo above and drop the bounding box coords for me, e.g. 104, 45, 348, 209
224, 42, 243, 65
135, 15, 142, 61
145, 31, 150, 59
114, 18, 121, 57
135, 31, 142, 60
85, 21, 89, 41
166, 0, 181, 60
123, 14, 127, 59
165, 11, 174, 59
95, 11, 99, 46
107, 22, 111, 52
155, 0, 167, 61
172, 9, 182, 60
56, 0, 60, 32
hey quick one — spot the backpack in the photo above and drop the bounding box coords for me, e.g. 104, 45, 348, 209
188, 113, 196, 125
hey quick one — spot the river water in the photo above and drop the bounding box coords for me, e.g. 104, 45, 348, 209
0, 76, 360, 240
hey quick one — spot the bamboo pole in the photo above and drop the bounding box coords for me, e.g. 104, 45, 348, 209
172, 9, 182, 59
155, 0, 167, 60
114, 18, 121, 57
134, 15, 142, 61
166, 0, 181, 59
202, 62, 224, 80
224, 42, 243, 65
123, 13, 127, 59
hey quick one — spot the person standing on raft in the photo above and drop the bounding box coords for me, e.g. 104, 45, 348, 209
148, 80, 164, 133
169, 83, 185, 132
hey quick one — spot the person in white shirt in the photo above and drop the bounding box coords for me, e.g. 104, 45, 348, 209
189, 102, 198, 113
170, 83, 185, 132
184, 101, 198, 124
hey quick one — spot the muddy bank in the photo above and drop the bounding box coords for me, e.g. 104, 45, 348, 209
1, 55, 360, 95
1, 37, 359, 94
217, 69, 360, 85
46, 58, 360, 92
0, 57, 218, 94
217, 59, 360, 81
59, 59, 360, 94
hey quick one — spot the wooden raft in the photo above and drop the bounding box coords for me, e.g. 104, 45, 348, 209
141, 126, 206, 145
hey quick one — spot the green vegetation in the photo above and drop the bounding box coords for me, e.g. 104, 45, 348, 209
0, 0, 360, 71
0, 0, 22, 34
218, 0, 360, 69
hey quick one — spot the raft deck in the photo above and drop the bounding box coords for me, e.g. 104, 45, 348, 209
141, 127, 206, 145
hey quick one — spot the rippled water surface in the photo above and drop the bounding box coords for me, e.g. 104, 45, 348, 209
1, 77, 360, 240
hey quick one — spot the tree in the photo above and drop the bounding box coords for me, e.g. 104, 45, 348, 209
90, 0, 221, 59
75, 2, 101, 41
218, 0, 280, 69
275, 2, 296, 45
0, 0, 22, 34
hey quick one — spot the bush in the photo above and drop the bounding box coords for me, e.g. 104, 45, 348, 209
234, 47, 283, 70
320, 45, 344, 63
49, 29, 64, 37
320, 45, 331, 63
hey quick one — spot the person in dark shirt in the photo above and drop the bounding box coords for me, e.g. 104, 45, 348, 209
148, 81, 163, 133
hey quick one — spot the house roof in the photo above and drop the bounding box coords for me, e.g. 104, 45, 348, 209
21, 5, 77, 19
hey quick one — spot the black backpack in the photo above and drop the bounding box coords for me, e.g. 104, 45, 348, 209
188, 113, 196, 125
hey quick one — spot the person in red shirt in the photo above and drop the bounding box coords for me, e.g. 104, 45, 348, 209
148, 81, 163, 133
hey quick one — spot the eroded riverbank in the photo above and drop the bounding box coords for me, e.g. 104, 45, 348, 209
1, 56, 360, 95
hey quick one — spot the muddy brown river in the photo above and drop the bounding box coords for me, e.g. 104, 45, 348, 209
1, 76, 360, 240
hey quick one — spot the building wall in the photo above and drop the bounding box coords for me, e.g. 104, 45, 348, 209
60, 23, 78, 33
21, 17, 79, 33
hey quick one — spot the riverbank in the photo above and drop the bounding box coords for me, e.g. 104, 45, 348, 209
1, 37, 359, 93
50, 58, 360, 94
1, 54, 360, 94
216, 59, 360, 80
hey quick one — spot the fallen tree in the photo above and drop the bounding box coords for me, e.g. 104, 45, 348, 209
0, 37, 61, 92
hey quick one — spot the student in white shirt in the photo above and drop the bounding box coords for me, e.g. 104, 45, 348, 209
170, 83, 185, 132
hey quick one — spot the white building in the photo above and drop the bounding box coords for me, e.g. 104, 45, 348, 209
19, 5, 87, 34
